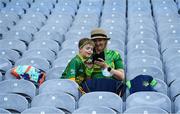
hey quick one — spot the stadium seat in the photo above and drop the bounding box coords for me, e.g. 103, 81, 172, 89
124, 106, 168, 114
46, 67, 65, 80
72, 106, 116, 114
31, 92, 76, 113
127, 56, 163, 70
3, 30, 32, 44
22, 106, 65, 114
22, 49, 56, 64
0, 108, 11, 114
28, 39, 60, 54
170, 78, 180, 101
15, 57, 50, 72
78, 92, 123, 113
39, 79, 79, 100
0, 80, 36, 101
34, 30, 64, 44
0, 49, 20, 63
174, 95, 180, 113
0, 93, 28, 113
126, 92, 171, 113
127, 66, 164, 81
0, 57, 12, 74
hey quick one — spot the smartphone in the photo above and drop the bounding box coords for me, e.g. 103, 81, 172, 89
92, 52, 105, 62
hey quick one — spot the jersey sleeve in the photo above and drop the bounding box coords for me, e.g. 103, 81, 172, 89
114, 51, 124, 69
62, 59, 77, 80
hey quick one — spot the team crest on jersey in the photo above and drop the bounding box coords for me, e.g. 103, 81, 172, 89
70, 69, 75, 74
79, 69, 83, 72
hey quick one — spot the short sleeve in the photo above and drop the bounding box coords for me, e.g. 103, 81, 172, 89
114, 51, 124, 69
62, 59, 77, 79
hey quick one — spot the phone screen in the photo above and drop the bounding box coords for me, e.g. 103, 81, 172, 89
92, 52, 105, 62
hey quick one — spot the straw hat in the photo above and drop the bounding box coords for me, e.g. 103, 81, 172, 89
91, 28, 110, 40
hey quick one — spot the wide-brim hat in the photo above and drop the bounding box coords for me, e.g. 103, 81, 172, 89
90, 28, 110, 40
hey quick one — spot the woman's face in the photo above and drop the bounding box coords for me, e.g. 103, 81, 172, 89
79, 44, 94, 58
93, 38, 107, 53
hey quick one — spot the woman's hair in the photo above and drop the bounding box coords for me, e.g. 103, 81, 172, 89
78, 38, 95, 49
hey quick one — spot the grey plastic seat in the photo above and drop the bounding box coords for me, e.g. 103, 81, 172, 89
0, 39, 27, 54
175, 95, 180, 113
8, 0, 30, 9
57, 49, 77, 58
127, 38, 159, 51
31, 92, 76, 113
4, 68, 16, 80
15, 57, 50, 72
107, 39, 125, 52
46, 67, 65, 80
127, 66, 164, 81
126, 92, 171, 113
23, 49, 56, 64
3, 30, 32, 44
39, 79, 79, 100
72, 106, 116, 114
0, 57, 12, 73
78, 92, 123, 113
124, 106, 168, 114
161, 37, 180, 53
34, 30, 64, 44
165, 56, 180, 71
23, 11, 47, 23
127, 47, 160, 59
127, 56, 163, 70
170, 78, 180, 101
1, 6, 25, 16
22, 106, 65, 114
28, 39, 60, 54
0, 80, 36, 101
53, 56, 73, 68
0, 49, 20, 63
163, 47, 180, 62
0, 108, 11, 114
0, 93, 28, 113
166, 65, 180, 86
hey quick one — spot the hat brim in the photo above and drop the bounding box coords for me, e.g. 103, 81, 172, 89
91, 36, 110, 40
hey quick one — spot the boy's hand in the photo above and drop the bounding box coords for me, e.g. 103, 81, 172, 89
84, 60, 93, 68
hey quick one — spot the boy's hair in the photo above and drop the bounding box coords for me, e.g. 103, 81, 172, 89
78, 38, 95, 49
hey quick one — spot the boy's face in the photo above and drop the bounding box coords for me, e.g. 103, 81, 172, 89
80, 44, 94, 58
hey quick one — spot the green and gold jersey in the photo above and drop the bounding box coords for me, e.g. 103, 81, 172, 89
92, 49, 124, 79
61, 54, 93, 85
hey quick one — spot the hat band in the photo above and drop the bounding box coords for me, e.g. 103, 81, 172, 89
91, 33, 107, 38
